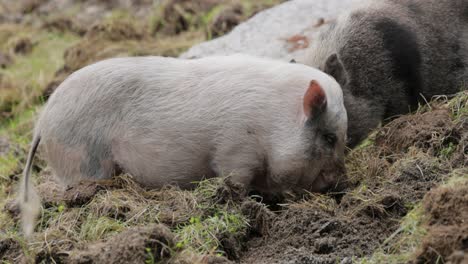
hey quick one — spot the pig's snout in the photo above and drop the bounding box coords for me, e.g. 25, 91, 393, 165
310, 162, 347, 193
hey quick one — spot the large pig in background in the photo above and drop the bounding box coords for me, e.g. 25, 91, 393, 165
20, 54, 347, 235
307, 0, 468, 147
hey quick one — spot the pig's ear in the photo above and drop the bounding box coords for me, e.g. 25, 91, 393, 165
324, 53, 347, 86
303, 80, 327, 118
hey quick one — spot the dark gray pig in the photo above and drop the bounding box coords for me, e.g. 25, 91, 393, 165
20, 54, 347, 235
307, 0, 468, 148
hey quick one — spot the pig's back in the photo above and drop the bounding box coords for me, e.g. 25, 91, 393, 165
40, 55, 339, 147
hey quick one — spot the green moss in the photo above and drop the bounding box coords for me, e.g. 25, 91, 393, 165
438, 142, 456, 159
79, 214, 126, 241
174, 211, 247, 255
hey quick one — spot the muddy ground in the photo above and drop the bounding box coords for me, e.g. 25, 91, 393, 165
0, 1, 467, 264
2, 92, 466, 264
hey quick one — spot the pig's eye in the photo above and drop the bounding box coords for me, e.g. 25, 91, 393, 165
323, 133, 337, 147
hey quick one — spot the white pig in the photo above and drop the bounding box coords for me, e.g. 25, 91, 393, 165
20, 54, 347, 235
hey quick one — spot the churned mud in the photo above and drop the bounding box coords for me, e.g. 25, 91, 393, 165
1, 91, 466, 264
241, 98, 466, 263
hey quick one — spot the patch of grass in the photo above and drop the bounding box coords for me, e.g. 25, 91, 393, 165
79, 214, 126, 241
448, 90, 468, 121
442, 168, 468, 187
439, 142, 456, 159
174, 211, 247, 255
0, 108, 38, 183
0, 30, 78, 117
291, 192, 337, 212
0, 152, 19, 182
166, 177, 249, 256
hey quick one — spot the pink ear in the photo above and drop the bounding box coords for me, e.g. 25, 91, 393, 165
303, 80, 327, 118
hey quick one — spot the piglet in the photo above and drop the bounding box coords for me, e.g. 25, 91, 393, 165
19, 54, 347, 236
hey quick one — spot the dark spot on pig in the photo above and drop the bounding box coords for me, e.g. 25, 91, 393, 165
374, 18, 422, 111
81, 140, 113, 179
289, 59, 296, 63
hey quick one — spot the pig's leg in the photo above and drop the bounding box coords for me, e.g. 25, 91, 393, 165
44, 139, 114, 186
211, 141, 262, 188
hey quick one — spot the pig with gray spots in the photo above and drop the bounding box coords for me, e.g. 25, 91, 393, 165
20, 54, 347, 235
307, 0, 468, 148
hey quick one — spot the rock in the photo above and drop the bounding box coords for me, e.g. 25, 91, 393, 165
180, 0, 359, 61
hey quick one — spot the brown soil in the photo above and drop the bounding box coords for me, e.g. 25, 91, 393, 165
240, 155, 447, 263
376, 109, 455, 157
0, 238, 24, 263
239, 105, 464, 263
412, 181, 468, 263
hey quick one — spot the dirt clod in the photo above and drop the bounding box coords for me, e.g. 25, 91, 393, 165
63, 180, 115, 207
241, 200, 275, 236
214, 177, 248, 204
413, 182, 468, 263
375, 109, 454, 155
9, 36, 34, 55
69, 224, 175, 264
0, 238, 23, 263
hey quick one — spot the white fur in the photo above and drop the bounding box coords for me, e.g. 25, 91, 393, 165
37, 54, 346, 191
21, 55, 347, 235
